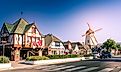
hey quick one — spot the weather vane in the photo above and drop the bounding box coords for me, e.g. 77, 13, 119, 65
21, 11, 23, 15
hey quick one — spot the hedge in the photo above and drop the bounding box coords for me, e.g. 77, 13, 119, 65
0, 56, 10, 63
26, 56, 49, 61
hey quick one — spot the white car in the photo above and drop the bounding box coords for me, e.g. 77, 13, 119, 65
93, 52, 100, 59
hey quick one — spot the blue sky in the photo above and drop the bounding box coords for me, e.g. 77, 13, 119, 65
0, 0, 121, 43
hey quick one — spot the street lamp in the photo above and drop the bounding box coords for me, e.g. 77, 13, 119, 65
1, 41, 7, 63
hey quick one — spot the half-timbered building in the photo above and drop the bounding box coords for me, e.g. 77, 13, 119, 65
0, 18, 44, 61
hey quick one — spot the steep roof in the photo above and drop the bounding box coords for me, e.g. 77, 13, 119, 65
63, 41, 71, 45
1, 18, 35, 34
71, 42, 82, 49
24, 24, 33, 33
45, 34, 62, 46
4, 23, 14, 33
13, 18, 29, 34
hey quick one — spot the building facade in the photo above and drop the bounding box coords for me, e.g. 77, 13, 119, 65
0, 18, 44, 61
0, 18, 66, 61
45, 34, 65, 55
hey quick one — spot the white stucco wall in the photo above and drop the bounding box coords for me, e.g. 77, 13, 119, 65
27, 25, 41, 38
41, 37, 45, 47
85, 34, 97, 46
14, 34, 22, 45
25, 25, 42, 47
14, 34, 18, 44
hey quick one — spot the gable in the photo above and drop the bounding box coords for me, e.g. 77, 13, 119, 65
14, 18, 29, 34
25, 24, 41, 37
73, 44, 79, 51
45, 34, 62, 47
0, 23, 9, 34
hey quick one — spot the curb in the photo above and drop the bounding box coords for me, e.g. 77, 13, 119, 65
0, 64, 38, 71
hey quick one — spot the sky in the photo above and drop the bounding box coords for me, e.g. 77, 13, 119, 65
0, 0, 121, 43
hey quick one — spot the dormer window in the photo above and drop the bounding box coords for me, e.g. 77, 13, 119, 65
55, 41, 60, 47
32, 27, 36, 34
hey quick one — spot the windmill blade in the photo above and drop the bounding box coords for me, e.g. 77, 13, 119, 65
82, 34, 86, 37
87, 23, 91, 29
93, 35, 98, 44
90, 35, 95, 46
94, 28, 102, 32
82, 32, 90, 37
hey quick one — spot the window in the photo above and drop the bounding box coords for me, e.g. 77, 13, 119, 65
1, 36, 8, 41
55, 42, 60, 46
32, 27, 36, 34
61, 51, 63, 54
87, 40, 90, 43
54, 51, 56, 55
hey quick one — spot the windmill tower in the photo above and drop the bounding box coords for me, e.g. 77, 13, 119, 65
82, 23, 102, 48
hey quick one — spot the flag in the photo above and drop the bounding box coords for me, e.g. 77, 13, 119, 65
37, 40, 42, 46
21, 11, 23, 15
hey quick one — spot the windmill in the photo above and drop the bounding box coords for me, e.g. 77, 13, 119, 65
82, 23, 102, 48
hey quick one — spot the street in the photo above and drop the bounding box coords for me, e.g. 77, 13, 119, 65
1, 57, 121, 72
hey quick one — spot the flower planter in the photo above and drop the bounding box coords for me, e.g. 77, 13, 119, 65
0, 63, 11, 69
25, 57, 82, 65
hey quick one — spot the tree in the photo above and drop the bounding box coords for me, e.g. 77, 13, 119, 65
116, 43, 121, 55
102, 39, 117, 52
102, 39, 121, 55
116, 43, 121, 50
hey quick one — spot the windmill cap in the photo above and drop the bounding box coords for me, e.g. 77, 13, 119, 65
86, 29, 94, 34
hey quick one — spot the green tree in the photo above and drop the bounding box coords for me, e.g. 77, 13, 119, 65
116, 43, 121, 50
102, 39, 117, 52
102, 39, 121, 55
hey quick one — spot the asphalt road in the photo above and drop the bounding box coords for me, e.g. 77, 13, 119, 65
1, 57, 121, 72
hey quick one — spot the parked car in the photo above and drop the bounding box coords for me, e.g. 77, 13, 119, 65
93, 52, 100, 59
100, 51, 112, 59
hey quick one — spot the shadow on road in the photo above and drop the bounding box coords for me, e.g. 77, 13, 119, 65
85, 58, 121, 62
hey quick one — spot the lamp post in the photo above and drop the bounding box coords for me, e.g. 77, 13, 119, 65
1, 41, 7, 63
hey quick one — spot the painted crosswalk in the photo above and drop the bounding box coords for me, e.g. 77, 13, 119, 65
64, 66, 86, 71
98, 68, 114, 72
78, 67, 99, 72
32, 64, 118, 72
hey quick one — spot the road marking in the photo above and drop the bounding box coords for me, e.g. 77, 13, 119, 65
98, 68, 113, 72
78, 67, 99, 72
51, 65, 75, 71
42, 65, 67, 71
65, 66, 86, 71
35, 65, 56, 69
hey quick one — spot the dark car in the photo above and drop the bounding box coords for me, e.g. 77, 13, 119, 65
100, 51, 112, 59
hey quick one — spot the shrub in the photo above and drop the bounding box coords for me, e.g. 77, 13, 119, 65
0, 56, 10, 63
26, 56, 49, 61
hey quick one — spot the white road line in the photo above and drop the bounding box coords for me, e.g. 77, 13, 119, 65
98, 68, 113, 72
78, 67, 99, 72
35, 65, 55, 69
65, 66, 86, 71
51, 65, 75, 71
42, 65, 67, 70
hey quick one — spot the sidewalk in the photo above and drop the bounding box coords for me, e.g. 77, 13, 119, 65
0, 61, 37, 71
113, 55, 121, 57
